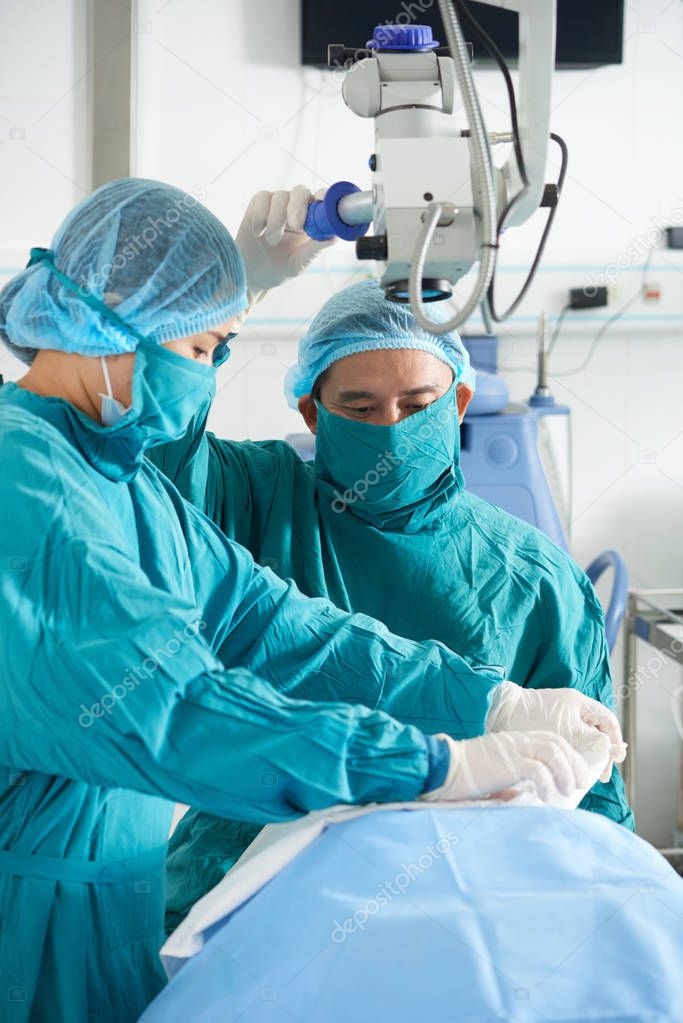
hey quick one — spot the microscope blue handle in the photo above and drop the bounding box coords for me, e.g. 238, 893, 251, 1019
304, 181, 369, 242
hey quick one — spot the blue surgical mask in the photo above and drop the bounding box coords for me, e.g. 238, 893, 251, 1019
314, 382, 464, 528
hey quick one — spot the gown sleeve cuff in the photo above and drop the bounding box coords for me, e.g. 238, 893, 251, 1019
422, 735, 451, 793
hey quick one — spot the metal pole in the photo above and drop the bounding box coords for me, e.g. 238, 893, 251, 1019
622, 591, 638, 809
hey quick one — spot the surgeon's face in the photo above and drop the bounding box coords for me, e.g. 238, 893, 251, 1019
298, 348, 472, 432
93, 316, 241, 413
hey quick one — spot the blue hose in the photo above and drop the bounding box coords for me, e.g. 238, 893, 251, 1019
585, 549, 628, 652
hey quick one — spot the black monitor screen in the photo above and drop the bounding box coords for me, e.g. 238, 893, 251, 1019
301, 1, 624, 69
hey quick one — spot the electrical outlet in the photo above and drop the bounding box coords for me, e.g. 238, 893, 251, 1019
569, 285, 609, 310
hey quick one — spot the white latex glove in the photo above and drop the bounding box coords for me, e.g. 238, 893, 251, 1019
421, 731, 590, 805
486, 682, 627, 783
235, 185, 335, 300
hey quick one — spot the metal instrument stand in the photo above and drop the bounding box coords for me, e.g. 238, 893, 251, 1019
622, 589, 683, 865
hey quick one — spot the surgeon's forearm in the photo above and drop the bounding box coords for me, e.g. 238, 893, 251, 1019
1, 533, 448, 830
160, 674, 439, 820
2, 660, 438, 825
216, 566, 502, 741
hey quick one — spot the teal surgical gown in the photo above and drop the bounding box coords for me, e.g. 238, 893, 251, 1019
0, 383, 501, 1022
149, 409, 634, 932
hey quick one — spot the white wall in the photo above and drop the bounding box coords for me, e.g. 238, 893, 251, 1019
0, 0, 90, 268
1, 0, 682, 844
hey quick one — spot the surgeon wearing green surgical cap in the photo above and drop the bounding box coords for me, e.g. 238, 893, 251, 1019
0, 181, 616, 1022
151, 279, 633, 934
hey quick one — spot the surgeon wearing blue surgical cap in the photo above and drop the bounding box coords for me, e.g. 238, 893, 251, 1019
0, 180, 614, 1021
151, 278, 632, 934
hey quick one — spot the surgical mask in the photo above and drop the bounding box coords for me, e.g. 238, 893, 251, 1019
118, 337, 217, 447
79, 338, 217, 482
314, 382, 464, 527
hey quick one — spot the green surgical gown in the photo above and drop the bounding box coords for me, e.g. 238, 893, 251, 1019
0, 383, 501, 1022
149, 410, 634, 932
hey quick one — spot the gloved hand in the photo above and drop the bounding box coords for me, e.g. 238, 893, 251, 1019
486, 682, 627, 783
421, 731, 590, 804
235, 186, 335, 301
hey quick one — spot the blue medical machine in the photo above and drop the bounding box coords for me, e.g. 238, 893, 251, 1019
457, 331, 627, 649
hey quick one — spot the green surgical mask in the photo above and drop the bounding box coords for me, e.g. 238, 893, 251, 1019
77, 337, 217, 481
111, 337, 216, 446
314, 382, 464, 528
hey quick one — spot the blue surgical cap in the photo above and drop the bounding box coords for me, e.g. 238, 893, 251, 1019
0, 178, 247, 364
285, 278, 475, 408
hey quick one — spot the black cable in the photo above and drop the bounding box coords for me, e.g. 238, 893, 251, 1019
547, 302, 571, 355
452, 0, 529, 215
553, 291, 639, 377
452, 1, 568, 323
487, 132, 569, 322
553, 246, 655, 377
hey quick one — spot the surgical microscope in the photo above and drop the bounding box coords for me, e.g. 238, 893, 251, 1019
302, 0, 559, 334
